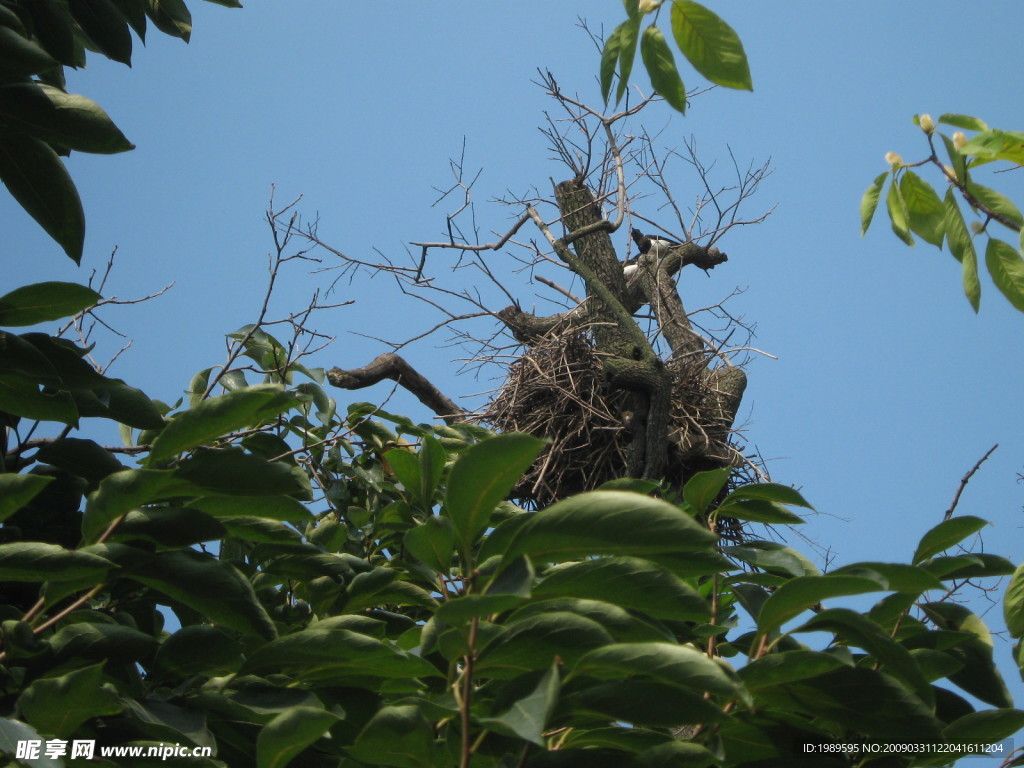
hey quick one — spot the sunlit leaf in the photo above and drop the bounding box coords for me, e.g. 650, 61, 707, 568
503, 490, 717, 564
960, 129, 1024, 166
860, 171, 887, 235
937, 113, 988, 132
885, 176, 913, 245
640, 26, 687, 113
614, 15, 641, 104
670, 1, 752, 90
912, 515, 988, 565
445, 433, 543, 555
967, 181, 1024, 229
148, 384, 295, 462
756, 574, 887, 635
943, 188, 981, 311
900, 170, 944, 247
1006, 562, 1024, 638
985, 238, 1024, 312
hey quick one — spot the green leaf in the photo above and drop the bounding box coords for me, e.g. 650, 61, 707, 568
937, 113, 988, 131
722, 541, 818, 578
148, 384, 296, 463
795, 608, 931, 702
900, 170, 945, 247
600, 23, 624, 103
967, 181, 1024, 228
756, 666, 943, 743
944, 709, 1024, 749
349, 705, 438, 768
682, 467, 729, 514
860, 171, 887, 235
175, 448, 312, 498
570, 642, 738, 697
1006, 562, 1024, 638
83, 468, 176, 543
132, 549, 277, 640
17, 663, 122, 738
885, 176, 914, 245
723, 483, 813, 509
670, 1, 752, 90
938, 136, 967, 191
960, 129, 1024, 166
35, 437, 125, 485
0, 718, 59, 768
715, 499, 805, 525
478, 663, 559, 746
256, 706, 339, 768
444, 433, 544, 555
912, 515, 988, 564
756, 574, 888, 636
0, 282, 100, 326
985, 238, 1024, 312
154, 625, 244, 676
477, 612, 614, 678
404, 515, 454, 573
533, 556, 708, 621
68, 0, 132, 65
827, 562, 942, 593
943, 188, 981, 311
244, 627, 439, 680
0, 542, 114, 581
614, 15, 641, 104
561, 679, 722, 728
418, 434, 446, 505
0, 133, 84, 262
737, 650, 847, 690
0, 26, 59, 78
503, 490, 717, 564
640, 26, 687, 113
0, 473, 53, 522
145, 0, 193, 42
113, 506, 227, 548
0, 373, 78, 423
0, 83, 135, 154
49, 621, 157, 662
922, 602, 1012, 707
191, 494, 313, 522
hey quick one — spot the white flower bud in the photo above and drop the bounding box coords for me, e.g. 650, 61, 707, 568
638, 0, 660, 12
918, 114, 935, 134
970, 221, 985, 235
885, 151, 903, 166
943, 165, 956, 180
953, 131, 968, 151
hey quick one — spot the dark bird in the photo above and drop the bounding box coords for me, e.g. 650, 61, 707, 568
631, 228, 680, 257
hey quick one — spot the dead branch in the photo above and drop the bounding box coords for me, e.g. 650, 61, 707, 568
328, 353, 466, 425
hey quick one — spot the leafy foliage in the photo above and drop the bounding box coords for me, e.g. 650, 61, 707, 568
862, 112, 1024, 313
1, 289, 1022, 767
0, 0, 240, 261
602, 0, 751, 114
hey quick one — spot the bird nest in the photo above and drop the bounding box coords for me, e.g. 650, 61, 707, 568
476, 327, 751, 540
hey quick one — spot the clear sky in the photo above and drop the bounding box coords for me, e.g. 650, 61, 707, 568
5, 0, 1024, 734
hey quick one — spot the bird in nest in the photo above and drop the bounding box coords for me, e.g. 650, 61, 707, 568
625, 228, 681, 276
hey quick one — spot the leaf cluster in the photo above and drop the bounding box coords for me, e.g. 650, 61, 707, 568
861, 113, 1024, 313
601, 0, 752, 114
0, 0, 240, 262
2, 282, 1024, 767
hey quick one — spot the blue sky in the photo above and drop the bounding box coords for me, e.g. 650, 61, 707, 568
6, 0, 1024, 732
